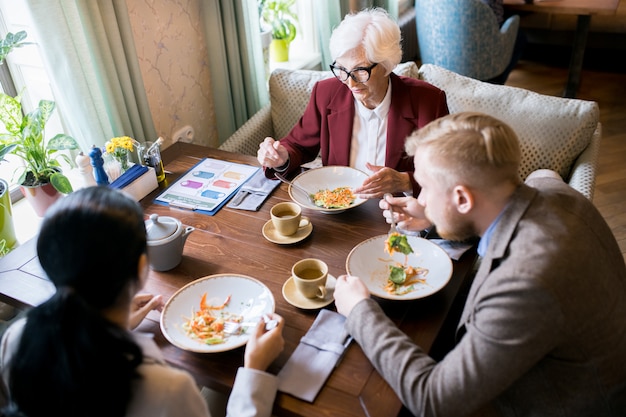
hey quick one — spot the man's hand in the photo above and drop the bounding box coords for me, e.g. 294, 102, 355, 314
334, 275, 370, 317
380, 194, 432, 232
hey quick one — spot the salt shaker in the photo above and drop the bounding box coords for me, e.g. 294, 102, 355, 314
75, 151, 97, 189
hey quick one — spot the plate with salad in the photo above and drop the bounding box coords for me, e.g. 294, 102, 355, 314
160, 274, 275, 353
288, 166, 368, 213
345, 233, 453, 300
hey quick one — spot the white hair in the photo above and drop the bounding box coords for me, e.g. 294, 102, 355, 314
329, 8, 403, 75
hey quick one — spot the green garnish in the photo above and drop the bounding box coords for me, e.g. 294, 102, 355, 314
387, 233, 413, 255
389, 265, 407, 284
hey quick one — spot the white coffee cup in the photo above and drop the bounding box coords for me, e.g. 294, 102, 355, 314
270, 202, 310, 236
292, 258, 328, 299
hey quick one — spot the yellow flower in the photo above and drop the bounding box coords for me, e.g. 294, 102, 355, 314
105, 136, 138, 171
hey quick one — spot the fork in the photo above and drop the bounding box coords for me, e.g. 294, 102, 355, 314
223, 315, 278, 335
274, 172, 317, 205
383, 193, 398, 235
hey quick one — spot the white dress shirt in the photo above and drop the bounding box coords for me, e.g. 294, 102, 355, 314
350, 80, 392, 172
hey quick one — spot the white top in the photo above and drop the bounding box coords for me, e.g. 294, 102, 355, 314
350, 80, 392, 172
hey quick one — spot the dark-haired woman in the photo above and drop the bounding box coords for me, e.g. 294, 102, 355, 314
0, 186, 284, 417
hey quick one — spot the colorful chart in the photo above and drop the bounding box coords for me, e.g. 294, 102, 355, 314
154, 158, 259, 215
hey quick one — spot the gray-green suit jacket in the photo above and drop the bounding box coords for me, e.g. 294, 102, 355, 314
346, 177, 626, 416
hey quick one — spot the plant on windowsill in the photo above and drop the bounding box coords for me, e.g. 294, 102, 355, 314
0, 93, 80, 216
0, 30, 80, 217
258, 0, 299, 62
0, 31, 29, 247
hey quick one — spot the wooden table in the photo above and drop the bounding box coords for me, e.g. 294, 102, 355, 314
0, 142, 477, 417
504, 0, 620, 98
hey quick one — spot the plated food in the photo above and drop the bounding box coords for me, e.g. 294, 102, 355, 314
384, 232, 429, 295
182, 293, 242, 345
312, 186, 355, 209
288, 166, 368, 213
160, 274, 274, 353
346, 234, 452, 300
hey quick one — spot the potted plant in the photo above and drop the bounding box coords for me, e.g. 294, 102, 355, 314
0, 143, 17, 254
0, 93, 80, 216
0, 31, 29, 247
258, 0, 299, 62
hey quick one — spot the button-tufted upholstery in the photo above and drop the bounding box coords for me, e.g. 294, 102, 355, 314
219, 61, 600, 200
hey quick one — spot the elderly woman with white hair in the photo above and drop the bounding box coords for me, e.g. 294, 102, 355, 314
257, 8, 448, 198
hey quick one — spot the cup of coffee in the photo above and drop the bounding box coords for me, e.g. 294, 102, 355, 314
291, 258, 328, 299
270, 202, 310, 236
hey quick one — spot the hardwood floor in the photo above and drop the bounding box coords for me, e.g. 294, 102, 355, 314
505, 57, 626, 262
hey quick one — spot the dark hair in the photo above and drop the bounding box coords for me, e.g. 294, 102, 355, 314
4, 186, 147, 417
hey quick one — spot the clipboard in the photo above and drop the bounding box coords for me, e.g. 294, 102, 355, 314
154, 158, 259, 216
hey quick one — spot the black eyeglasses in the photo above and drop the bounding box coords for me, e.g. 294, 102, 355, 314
329, 62, 378, 83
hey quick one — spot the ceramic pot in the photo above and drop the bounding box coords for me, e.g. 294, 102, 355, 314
0, 179, 17, 254
145, 213, 194, 271
19, 181, 62, 217
270, 38, 289, 62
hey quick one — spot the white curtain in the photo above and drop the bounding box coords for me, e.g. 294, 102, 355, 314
24, 0, 156, 151
316, 0, 398, 69
201, 0, 268, 144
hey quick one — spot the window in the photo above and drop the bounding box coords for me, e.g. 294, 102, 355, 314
267, 0, 322, 72
0, 0, 69, 202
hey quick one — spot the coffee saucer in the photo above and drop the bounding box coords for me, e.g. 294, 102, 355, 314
282, 274, 336, 309
262, 219, 313, 244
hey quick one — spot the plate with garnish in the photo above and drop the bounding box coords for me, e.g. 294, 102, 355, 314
286, 166, 368, 214
160, 274, 275, 353
345, 233, 453, 300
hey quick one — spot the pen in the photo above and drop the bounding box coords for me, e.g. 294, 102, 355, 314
169, 201, 198, 210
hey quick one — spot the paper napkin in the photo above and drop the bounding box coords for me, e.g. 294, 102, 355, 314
227, 169, 280, 211
109, 164, 149, 189
277, 309, 352, 402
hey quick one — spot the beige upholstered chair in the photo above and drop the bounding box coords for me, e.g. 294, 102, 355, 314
418, 64, 600, 200
220, 61, 600, 200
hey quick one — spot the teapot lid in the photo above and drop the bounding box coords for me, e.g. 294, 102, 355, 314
145, 213, 179, 241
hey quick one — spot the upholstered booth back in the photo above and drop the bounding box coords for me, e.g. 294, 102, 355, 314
219, 62, 600, 199
418, 64, 600, 199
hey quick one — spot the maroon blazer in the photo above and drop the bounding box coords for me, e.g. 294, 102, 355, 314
267, 72, 449, 196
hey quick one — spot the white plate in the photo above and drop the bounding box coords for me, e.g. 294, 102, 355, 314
345, 235, 453, 300
289, 166, 368, 213
160, 274, 275, 353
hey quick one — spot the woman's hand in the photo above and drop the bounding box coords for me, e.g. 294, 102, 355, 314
244, 313, 285, 371
380, 194, 432, 232
353, 163, 412, 198
257, 137, 289, 168
129, 293, 163, 330
334, 275, 370, 317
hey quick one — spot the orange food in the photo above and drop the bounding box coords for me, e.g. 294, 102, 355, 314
182, 293, 240, 345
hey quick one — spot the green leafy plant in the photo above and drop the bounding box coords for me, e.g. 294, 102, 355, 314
0, 31, 31, 64
0, 93, 79, 193
0, 31, 78, 194
259, 0, 298, 43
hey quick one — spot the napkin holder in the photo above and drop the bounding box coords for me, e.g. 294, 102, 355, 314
109, 165, 159, 201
